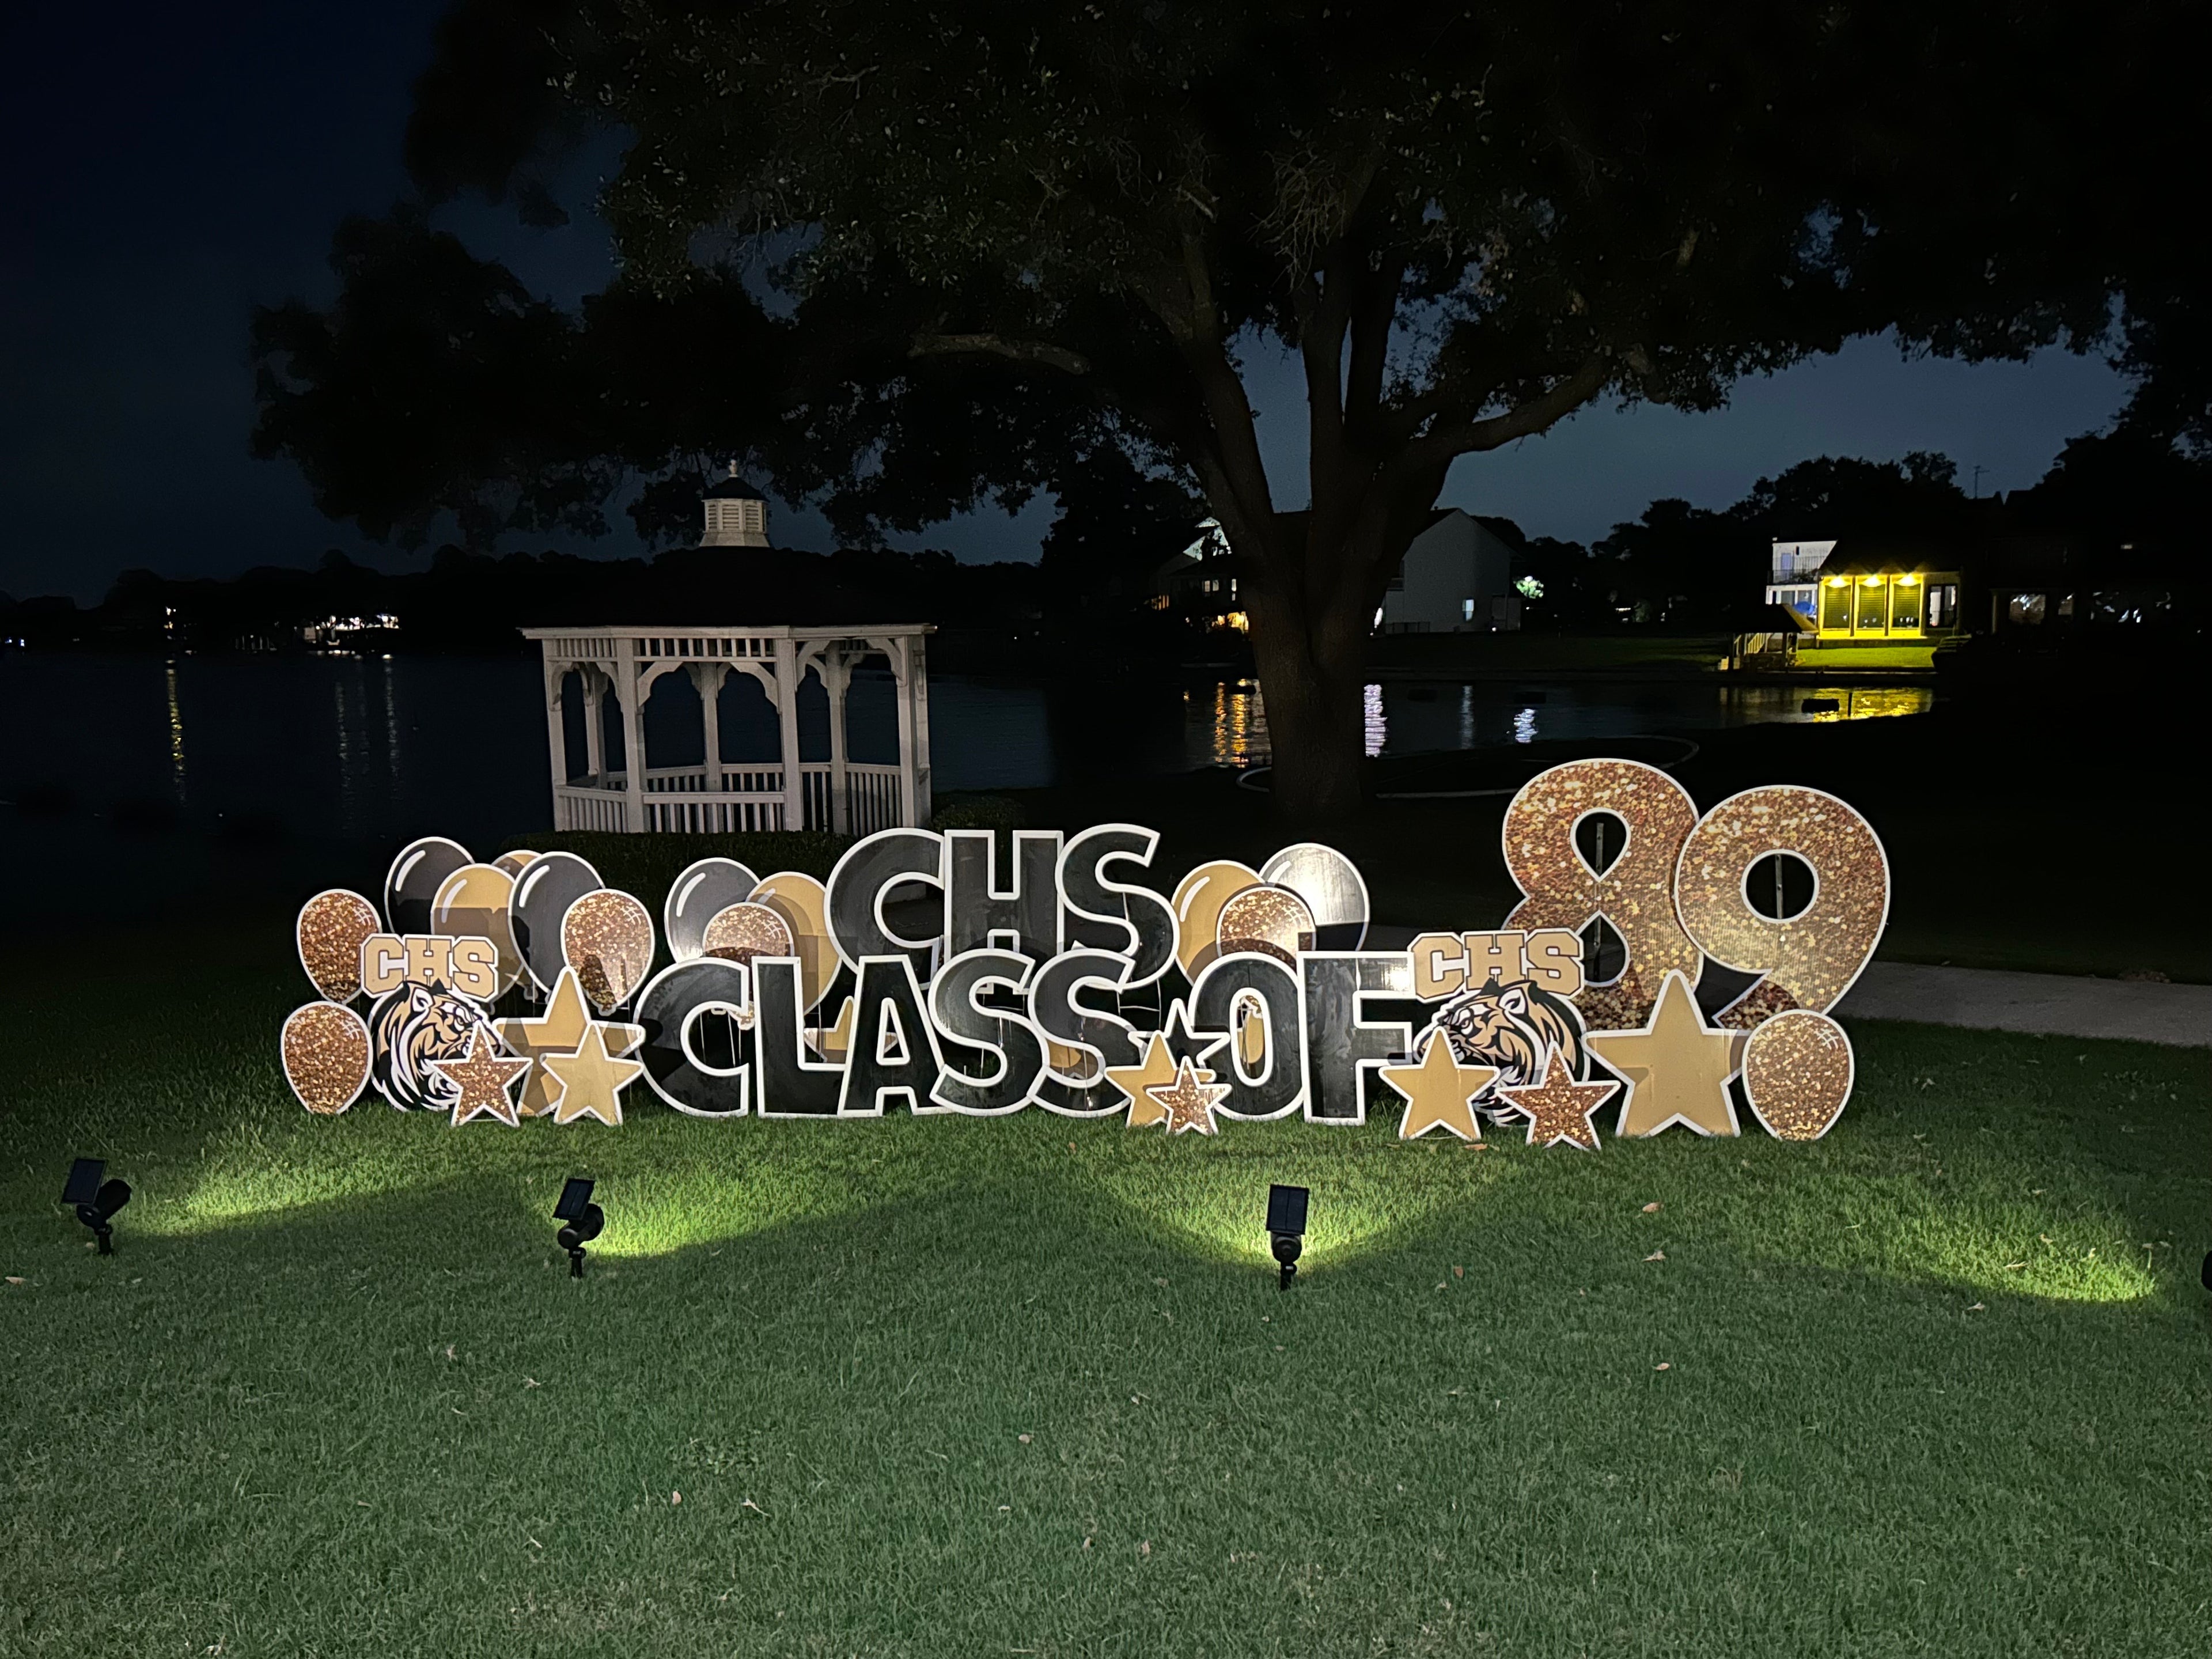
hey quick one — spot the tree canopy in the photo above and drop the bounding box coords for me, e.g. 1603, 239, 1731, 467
255, 0, 2206, 817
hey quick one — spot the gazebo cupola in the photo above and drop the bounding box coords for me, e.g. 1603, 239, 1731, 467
702, 465, 769, 548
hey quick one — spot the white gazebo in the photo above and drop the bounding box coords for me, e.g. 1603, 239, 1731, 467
522, 624, 934, 835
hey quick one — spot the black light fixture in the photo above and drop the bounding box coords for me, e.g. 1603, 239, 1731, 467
554, 1176, 604, 1278
1266, 1183, 1309, 1291
63, 1158, 131, 1255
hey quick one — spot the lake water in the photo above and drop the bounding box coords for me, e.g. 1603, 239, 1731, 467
0, 652, 1927, 922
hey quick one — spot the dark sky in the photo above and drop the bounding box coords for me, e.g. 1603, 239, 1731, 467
2, 5, 2130, 605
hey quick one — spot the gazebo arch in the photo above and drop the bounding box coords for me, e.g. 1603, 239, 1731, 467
522, 624, 933, 834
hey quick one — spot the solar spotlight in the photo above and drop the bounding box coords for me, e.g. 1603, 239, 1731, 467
64, 1158, 131, 1255
1266, 1183, 1309, 1291
554, 1176, 604, 1278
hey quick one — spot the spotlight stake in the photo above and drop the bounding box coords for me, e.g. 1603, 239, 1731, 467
1266, 1183, 1309, 1291
63, 1158, 131, 1256
554, 1176, 604, 1278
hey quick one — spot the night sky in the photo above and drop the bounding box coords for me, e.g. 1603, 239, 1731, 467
2, 4, 2130, 605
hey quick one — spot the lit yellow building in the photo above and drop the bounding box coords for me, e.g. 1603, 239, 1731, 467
1767, 543, 1964, 642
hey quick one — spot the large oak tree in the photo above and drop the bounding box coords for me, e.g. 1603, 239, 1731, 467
259, 0, 2199, 819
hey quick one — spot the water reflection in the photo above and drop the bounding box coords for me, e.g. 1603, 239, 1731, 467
164, 663, 187, 802
1186, 680, 1270, 768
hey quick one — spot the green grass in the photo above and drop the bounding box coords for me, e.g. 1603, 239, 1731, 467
3, 937, 2207, 1657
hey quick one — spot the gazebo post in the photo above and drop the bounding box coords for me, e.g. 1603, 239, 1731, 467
774, 640, 804, 832
892, 635, 932, 829
690, 661, 729, 791
581, 667, 606, 783
544, 666, 569, 807
615, 638, 647, 831
825, 645, 852, 835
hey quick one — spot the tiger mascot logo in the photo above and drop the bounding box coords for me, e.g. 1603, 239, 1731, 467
1423, 976, 1588, 1118
369, 980, 491, 1111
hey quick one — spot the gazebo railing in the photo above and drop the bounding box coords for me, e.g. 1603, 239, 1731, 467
553, 762, 906, 835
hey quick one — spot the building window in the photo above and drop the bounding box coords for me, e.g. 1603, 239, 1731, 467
1820, 581, 1851, 631
1926, 584, 1953, 628
1461, 598, 1476, 622
1388, 559, 1406, 591
2008, 593, 2047, 626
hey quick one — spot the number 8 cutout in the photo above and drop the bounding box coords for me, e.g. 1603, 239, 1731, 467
1673, 785, 1889, 1141
1501, 759, 1705, 1033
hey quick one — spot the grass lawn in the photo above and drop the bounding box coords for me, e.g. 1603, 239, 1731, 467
3, 937, 2206, 1657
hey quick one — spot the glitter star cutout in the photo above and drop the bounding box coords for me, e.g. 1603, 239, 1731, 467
1491, 1048, 1619, 1152
425, 1025, 532, 1128
1585, 969, 1742, 1138
1381, 1031, 1498, 1142
495, 967, 644, 1118
1107, 1006, 1228, 1127
1144, 1056, 1232, 1137
543, 1022, 647, 1127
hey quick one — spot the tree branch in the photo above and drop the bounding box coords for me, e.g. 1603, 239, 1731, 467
1388, 354, 1614, 480
908, 334, 1092, 374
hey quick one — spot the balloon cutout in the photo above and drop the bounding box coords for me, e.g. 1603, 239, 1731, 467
1260, 842, 1370, 949
1740, 1009, 1855, 1141
383, 837, 472, 936
748, 871, 837, 1013
492, 849, 537, 876
296, 888, 382, 1002
281, 1001, 372, 1114
665, 857, 762, 962
510, 851, 603, 994
1217, 885, 1316, 964
702, 901, 796, 965
431, 862, 522, 996
1172, 860, 1262, 979
562, 889, 656, 1012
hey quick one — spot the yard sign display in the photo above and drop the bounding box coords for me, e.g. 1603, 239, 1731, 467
278, 760, 1888, 1146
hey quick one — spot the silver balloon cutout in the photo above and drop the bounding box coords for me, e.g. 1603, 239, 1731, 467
664, 857, 762, 962
509, 851, 603, 993
1259, 842, 1370, 950
384, 836, 472, 935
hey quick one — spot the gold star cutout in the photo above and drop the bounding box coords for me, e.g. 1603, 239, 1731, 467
1145, 1056, 1232, 1137
1108, 1031, 1188, 1127
1492, 1048, 1619, 1152
426, 1025, 532, 1128
1585, 969, 1741, 1138
1382, 1031, 1498, 1142
495, 967, 643, 1118
543, 1022, 647, 1126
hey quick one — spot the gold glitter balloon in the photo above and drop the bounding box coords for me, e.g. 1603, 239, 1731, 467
1215, 885, 1315, 965
296, 889, 382, 1003
1171, 859, 1262, 977
700, 902, 796, 966
561, 889, 657, 1013
1673, 786, 1890, 1025
431, 863, 522, 995
749, 872, 836, 1013
1741, 1009, 1855, 1141
1501, 760, 1704, 1032
281, 1001, 372, 1114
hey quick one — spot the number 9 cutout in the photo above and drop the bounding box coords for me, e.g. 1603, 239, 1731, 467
1673, 786, 1888, 1142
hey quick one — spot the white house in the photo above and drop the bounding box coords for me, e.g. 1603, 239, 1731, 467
1376, 509, 1522, 632
1764, 539, 1836, 626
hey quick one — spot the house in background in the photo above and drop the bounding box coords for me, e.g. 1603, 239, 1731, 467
1377, 509, 1522, 632
1152, 507, 1523, 633
1764, 540, 1837, 626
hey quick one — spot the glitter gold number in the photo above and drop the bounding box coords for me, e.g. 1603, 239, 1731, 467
1672, 786, 1889, 1029
1500, 760, 1704, 1031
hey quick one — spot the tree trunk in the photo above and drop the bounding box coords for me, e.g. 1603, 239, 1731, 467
1241, 523, 1387, 825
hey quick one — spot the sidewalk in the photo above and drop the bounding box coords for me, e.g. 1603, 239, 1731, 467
1834, 961, 2210, 1049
